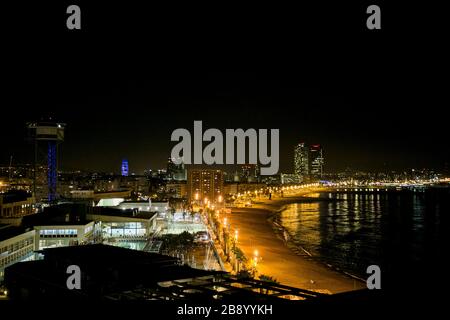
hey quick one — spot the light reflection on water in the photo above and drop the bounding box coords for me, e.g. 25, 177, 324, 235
276, 190, 449, 278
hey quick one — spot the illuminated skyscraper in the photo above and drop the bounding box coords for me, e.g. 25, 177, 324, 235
121, 159, 129, 176
310, 144, 324, 179
294, 142, 324, 181
294, 142, 309, 180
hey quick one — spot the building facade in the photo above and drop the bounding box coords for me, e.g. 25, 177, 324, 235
166, 182, 187, 198
187, 169, 224, 204
0, 226, 35, 281
88, 210, 157, 239
34, 221, 96, 250
0, 191, 35, 219
294, 142, 309, 179
309, 144, 324, 179
294, 142, 324, 181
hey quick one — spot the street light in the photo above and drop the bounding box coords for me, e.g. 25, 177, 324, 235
234, 229, 238, 242
253, 249, 259, 271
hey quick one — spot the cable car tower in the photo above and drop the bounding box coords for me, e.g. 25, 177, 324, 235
27, 120, 65, 202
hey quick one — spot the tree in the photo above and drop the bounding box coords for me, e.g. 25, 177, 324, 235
232, 247, 247, 264
161, 231, 195, 256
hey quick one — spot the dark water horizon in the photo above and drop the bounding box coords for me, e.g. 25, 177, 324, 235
275, 187, 450, 290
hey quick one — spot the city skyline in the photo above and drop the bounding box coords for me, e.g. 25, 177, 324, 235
2, 139, 447, 177
1, 71, 448, 175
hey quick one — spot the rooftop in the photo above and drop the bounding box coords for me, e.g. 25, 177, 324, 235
4, 244, 223, 300
120, 200, 168, 204
94, 189, 130, 194
0, 225, 33, 242
21, 203, 92, 228
92, 207, 157, 220
0, 190, 33, 204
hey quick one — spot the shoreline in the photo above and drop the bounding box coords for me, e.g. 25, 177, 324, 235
228, 189, 366, 294
266, 199, 366, 283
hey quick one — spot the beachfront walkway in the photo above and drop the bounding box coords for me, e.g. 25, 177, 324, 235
227, 192, 366, 294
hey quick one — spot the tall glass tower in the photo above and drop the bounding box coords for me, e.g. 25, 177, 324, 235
294, 142, 309, 180
121, 159, 129, 176
310, 144, 324, 179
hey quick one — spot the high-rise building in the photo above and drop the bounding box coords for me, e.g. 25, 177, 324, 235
167, 157, 187, 181
121, 159, 129, 176
294, 142, 309, 180
294, 142, 324, 181
310, 144, 324, 179
187, 169, 223, 203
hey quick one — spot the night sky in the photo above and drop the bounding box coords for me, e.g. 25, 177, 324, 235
1, 3, 448, 174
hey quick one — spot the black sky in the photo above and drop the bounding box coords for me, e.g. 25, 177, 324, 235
1, 2, 449, 174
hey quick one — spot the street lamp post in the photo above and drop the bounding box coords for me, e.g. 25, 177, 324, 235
222, 217, 228, 257
233, 229, 239, 272
253, 249, 259, 277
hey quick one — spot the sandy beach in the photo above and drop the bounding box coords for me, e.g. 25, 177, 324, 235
227, 189, 366, 294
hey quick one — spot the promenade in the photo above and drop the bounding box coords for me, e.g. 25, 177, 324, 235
227, 189, 365, 293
